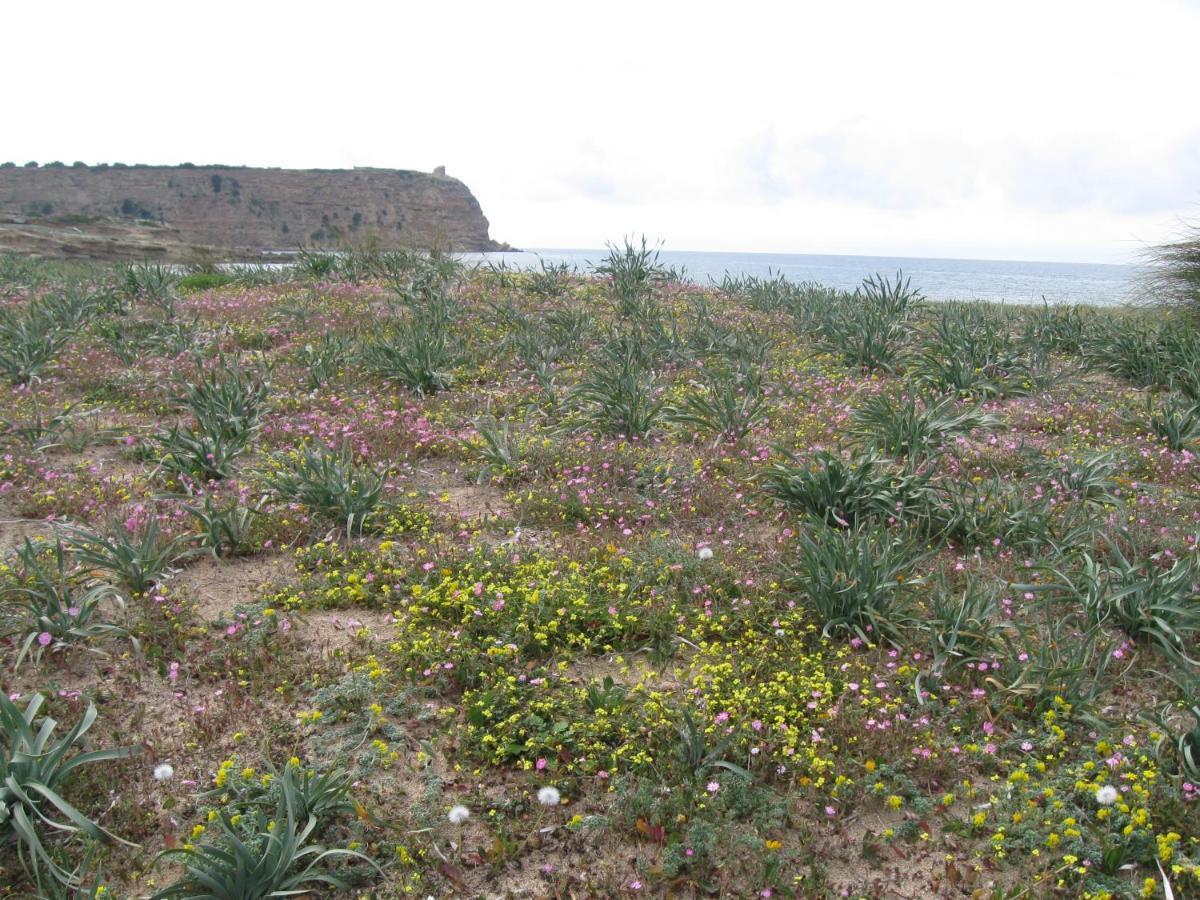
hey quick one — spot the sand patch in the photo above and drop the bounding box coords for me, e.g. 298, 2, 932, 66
171, 552, 293, 621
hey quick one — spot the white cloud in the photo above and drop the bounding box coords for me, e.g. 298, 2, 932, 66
4, 0, 1197, 262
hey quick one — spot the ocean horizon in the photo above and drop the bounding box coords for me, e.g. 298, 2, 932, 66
460, 247, 1140, 306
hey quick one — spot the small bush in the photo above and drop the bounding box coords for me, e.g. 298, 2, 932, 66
1025, 543, 1200, 666
293, 333, 356, 391
813, 272, 920, 373
0, 693, 136, 890
4, 539, 133, 668
59, 518, 194, 595
784, 525, 924, 644
262, 445, 385, 537
593, 236, 667, 314
572, 348, 667, 437
1137, 392, 1200, 450
921, 577, 1003, 677
762, 449, 926, 528
0, 305, 74, 385
669, 375, 769, 443
182, 495, 264, 558
363, 319, 458, 397
852, 391, 999, 459
176, 271, 237, 293
152, 761, 375, 899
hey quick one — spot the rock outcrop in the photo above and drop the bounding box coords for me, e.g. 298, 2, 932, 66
0, 165, 502, 257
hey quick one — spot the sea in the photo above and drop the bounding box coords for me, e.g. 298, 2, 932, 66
458, 248, 1139, 307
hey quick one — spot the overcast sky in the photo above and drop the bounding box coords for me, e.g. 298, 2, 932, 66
6, 0, 1198, 263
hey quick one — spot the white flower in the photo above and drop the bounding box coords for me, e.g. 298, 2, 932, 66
697, 547, 713, 560
153, 763, 174, 782
447, 804, 470, 824
537, 786, 561, 806
1095, 785, 1118, 805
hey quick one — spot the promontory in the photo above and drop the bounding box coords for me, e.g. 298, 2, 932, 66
0, 163, 505, 259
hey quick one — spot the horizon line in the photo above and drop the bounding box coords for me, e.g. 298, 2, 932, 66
484, 245, 1139, 269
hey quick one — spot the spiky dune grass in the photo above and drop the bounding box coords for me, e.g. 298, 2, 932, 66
0, 249, 1198, 898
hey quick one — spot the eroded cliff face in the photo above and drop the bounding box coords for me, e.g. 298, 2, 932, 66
0, 165, 501, 254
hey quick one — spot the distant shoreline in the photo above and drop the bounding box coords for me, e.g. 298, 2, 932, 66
460, 247, 1138, 306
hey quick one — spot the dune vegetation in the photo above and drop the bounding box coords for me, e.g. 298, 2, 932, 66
1, 242, 1199, 898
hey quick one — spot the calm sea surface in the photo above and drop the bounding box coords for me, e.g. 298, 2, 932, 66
459, 248, 1139, 306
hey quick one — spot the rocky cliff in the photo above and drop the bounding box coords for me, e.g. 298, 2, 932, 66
0, 165, 502, 256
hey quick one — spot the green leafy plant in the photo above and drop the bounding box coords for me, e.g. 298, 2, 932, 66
1021, 301, 1097, 355
143, 317, 206, 357
674, 708, 751, 782
197, 756, 357, 826
176, 357, 269, 445
784, 525, 924, 644
1085, 321, 1168, 388
852, 391, 999, 459
182, 495, 264, 558
762, 449, 925, 528
59, 518, 194, 595
1137, 392, 1200, 450
0, 305, 74, 385
39, 283, 110, 331
921, 578, 1003, 679
524, 258, 575, 297
572, 348, 667, 437
544, 307, 593, 349
921, 476, 1055, 550
119, 263, 179, 317
262, 445, 385, 537
1139, 219, 1200, 315
669, 375, 768, 444
154, 419, 255, 482
293, 332, 356, 390
915, 303, 1032, 397
0, 693, 136, 890
467, 415, 523, 479
0, 399, 82, 453
151, 762, 376, 899
1022, 542, 1200, 665
363, 318, 458, 396
813, 272, 919, 373
293, 247, 340, 279
593, 236, 667, 315
1151, 689, 1200, 783
4, 539, 134, 668
1039, 450, 1121, 509
997, 610, 1116, 717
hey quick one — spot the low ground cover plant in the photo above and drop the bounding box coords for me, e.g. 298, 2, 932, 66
0, 250, 1197, 898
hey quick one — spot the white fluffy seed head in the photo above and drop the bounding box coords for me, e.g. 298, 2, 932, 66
153, 763, 174, 782
447, 804, 470, 825
1095, 785, 1118, 805
697, 547, 714, 560
537, 786, 561, 806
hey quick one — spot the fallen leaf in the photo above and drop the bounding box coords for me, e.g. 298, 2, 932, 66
439, 861, 467, 889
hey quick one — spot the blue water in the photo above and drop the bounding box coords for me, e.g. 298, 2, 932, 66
460, 248, 1139, 306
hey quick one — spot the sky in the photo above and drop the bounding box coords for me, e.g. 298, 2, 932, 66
5, 0, 1199, 263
